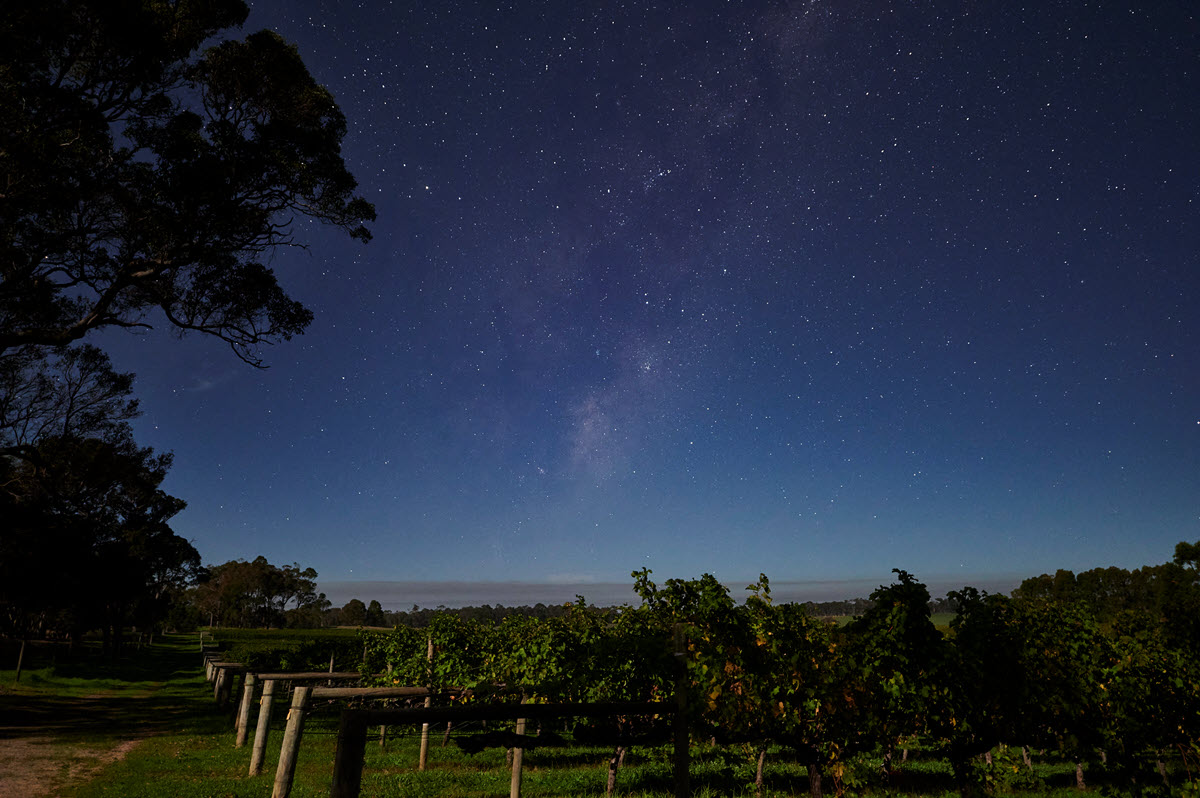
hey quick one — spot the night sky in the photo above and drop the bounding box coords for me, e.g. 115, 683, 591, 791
99, 0, 1198, 607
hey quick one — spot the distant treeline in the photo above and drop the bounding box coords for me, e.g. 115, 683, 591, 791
330, 594, 953, 629
141, 544, 1200, 634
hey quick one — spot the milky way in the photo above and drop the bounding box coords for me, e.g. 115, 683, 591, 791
99, 0, 1199, 601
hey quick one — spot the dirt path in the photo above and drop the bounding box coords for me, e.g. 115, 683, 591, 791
0, 640, 212, 797
0, 736, 144, 798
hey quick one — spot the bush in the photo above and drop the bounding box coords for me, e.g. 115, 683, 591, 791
212, 629, 364, 672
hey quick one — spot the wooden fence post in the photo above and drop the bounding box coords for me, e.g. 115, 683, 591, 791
272, 686, 311, 798
213, 665, 226, 703
418, 636, 433, 770
330, 710, 370, 798
227, 672, 242, 720
673, 623, 690, 798
510, 696, 527, 798
380, 664, 393, 748
235, 673, 257, 747
249, 679, 277, 776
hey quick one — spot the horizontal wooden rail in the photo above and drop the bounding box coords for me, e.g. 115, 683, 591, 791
254, 671, 363, 680
311, 686, 434, 699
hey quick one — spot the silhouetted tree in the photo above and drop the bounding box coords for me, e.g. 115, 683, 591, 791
0, 435, 198, 653
0, 345, 138, 459
364, 599, 386, 626
0, 0, 376, 653
0, 0, 375, 364
191, 556, 323, 627
341, 598, 367, 626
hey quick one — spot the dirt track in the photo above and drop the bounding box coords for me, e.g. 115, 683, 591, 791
0, 735, 143, 798
0, 640, 212, 797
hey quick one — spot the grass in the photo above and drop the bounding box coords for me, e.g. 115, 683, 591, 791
1, 636, 225, 746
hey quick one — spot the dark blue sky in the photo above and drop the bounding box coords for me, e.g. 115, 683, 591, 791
101, 0, 1198, 605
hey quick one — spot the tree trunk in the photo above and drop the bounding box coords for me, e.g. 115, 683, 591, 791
607, 745, 627, 794
807, 762, 823, 798
1157, 760, 1168, 787
13, 638, 26, 684
1022, 746, 1033, 770
443, 721, 452, 747
1075, 762, 1085, 790
755, 747, 767, 796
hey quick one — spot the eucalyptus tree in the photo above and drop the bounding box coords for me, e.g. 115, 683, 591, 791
1, 0, 375, 364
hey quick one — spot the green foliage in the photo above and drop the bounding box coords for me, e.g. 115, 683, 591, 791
212, 627, 361, 671
845, 569, 947, 758
940, 588, 1037, 773
1100, 615, 1200, 787
360, 624, 426, 685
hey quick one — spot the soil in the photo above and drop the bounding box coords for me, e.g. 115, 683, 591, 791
0, 735, 144, 798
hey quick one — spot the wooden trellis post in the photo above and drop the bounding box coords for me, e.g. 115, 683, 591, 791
674, 623, 690, 798
419, 636, 433, 769
272, 686, 311, 798
235, 673, 257, 747
510, 697, 527, 798
249, 678, 277, 776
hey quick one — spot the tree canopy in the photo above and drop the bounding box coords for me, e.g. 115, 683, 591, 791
0, 0, 375, 364
0, 343, 137, 457
190, 556, 327, 628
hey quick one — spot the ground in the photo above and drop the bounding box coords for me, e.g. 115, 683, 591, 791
0, 735, 143, 797
0, 638, 211, 797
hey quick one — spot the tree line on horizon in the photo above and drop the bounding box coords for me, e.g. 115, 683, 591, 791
175, 542, 1198, 635
6, 538, 1198, 644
